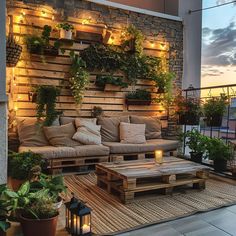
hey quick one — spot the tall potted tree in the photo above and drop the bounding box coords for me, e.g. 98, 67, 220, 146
203, 94, 228, 127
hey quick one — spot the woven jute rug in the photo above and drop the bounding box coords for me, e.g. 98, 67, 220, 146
64, 174, 236, 236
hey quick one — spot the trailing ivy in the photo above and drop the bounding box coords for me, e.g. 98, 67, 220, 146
35, 85, 60, 126
69, 51, 90, 104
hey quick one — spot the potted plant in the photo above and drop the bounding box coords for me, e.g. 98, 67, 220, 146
0, 185, 11, 236
175, 93, 201, 125
57, 22, 74, 40
205, 138, 233, 172
95, 75, 128, 91
125, 89, 152, 105
8, 152, 44, 191
25, 25, 62, 56
91, 106, 103, 118
182, 129, 209, 163
203, 94, 228, 127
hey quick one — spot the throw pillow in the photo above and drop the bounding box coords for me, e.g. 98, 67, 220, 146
43, 123, 80, 147
120, 122, 146, 144
130, 115, 162, 139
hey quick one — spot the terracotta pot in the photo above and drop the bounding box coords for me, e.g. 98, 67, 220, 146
20, 215, 58, 236
60, 29, 73, 40
213, 159, 227, 172
8, 177, 25, 191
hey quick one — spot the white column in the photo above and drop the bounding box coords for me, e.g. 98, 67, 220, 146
0, 0, 8, 185
179, 0, 202, 89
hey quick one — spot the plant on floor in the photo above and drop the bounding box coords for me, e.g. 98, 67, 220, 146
25, 25, 62, 56
35, 85, 61, 126
8, 151, 45, 188
203, 94, 228, 127
205, 138, 234, 171
69, 51, 90, 104
95, 75, 128, 89
174, 92, 202, 125
91, 106, 103, 118
181, 129, 209, 163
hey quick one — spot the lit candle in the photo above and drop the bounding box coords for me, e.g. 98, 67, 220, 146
82, 224, 90, 234
155, 150, 163, 164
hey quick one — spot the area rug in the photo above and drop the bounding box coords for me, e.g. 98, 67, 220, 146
64, 174, 236, 236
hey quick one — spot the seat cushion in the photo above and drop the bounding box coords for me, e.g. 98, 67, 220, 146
130, 115, 162, 139
74, 145, 109, 157
19, 146, 77, 159
43, 123, 80, 147
16, 117, 49, 147
98, 116, 130, 142
103, 139, 179, 154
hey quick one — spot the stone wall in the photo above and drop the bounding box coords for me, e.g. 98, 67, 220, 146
8, 0, 183, 138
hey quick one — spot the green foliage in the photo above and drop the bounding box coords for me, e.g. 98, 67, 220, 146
181, 129, 209, 154
25, 25, 62, 54
96, 75, 128, 88
8, 152, 44, 180
35, 85, 61, 126
69, 52, 90, 104
80, 44, 122, 72
91, 106, 103, 118
57, 22, 74, 31
206, 138, 234, 161
203, 94, 228, 119
126, 89, 152, 101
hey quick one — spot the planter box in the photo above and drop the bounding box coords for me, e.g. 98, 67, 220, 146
125, 99, 152, 106
28, 46, 58, 56
76, 31, 103, 43
104, 84, 122, 91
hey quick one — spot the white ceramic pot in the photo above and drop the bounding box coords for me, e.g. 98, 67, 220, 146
60, 29, 72, 40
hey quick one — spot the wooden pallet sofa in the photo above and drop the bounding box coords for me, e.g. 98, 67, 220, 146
17, 115, 179, 173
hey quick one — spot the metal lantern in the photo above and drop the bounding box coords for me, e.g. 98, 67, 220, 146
65, 196, 92, 236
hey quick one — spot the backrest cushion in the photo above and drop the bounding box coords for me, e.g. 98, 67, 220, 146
16, 117, 50, 147
130, 116, 162, 140
60, 116, 97, 126
97, 116, 130, 142
43, 123, 80, 147
120, 122, 146, 144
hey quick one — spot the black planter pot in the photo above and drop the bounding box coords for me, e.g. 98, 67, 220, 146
206, 116, 222, 127
178, 114, 200, 125
190, 152, 203, 163
213, 159, 227, 172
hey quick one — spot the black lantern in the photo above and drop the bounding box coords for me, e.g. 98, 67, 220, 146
65, 195, 92, 236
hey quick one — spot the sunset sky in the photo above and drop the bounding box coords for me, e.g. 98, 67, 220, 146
201, 0, 236, 88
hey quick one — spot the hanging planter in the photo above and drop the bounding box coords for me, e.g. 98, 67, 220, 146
6, 16, 22, 67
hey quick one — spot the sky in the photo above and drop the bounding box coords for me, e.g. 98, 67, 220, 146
201, 0, 236, 88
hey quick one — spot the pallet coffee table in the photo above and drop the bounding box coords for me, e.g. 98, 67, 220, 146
95, 157, 210, 204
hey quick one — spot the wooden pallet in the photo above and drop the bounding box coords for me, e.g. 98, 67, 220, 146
48, 156, 109, 174
96, 157, 210, 203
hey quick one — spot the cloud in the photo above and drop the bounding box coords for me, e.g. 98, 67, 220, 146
202, 22, 236, 66
216, 0, 236, 6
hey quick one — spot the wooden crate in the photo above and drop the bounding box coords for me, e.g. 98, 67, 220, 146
96, 157, 210, 203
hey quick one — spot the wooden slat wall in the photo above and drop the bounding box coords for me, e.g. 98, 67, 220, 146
8, 3, 171, 129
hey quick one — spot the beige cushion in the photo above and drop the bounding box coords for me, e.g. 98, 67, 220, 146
19, 146, 77, 159
43, 123, 80, 147
103, 139, 178, 154
74, 145, 109, 157
130, 116, 162, 139
98, 116, 130, 142
73, 120, 101, 145
16, 117, 49, 147
60, 116, 97, 126
120, 122, 146, 144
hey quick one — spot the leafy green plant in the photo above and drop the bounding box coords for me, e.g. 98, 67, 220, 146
203, 94, 228, 126
181, 129, 209, 154
96, 75, 128, 88
205, 138, 233, 161
35, 85, 61, 126
126, 89, 152, 101
91, 106, 103, 118
8, 152, 45, 181
57, 22, 74, 31
69, 52, 90, 104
